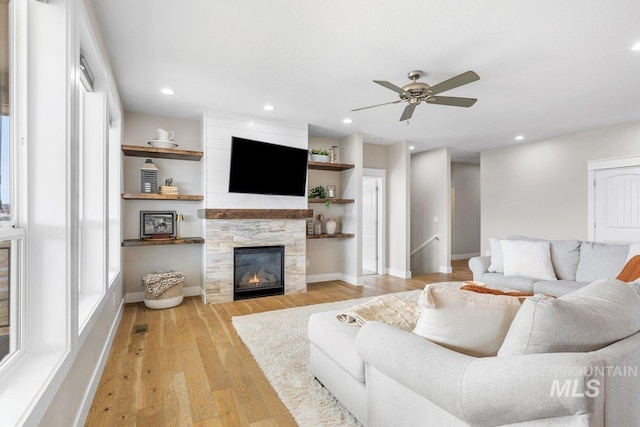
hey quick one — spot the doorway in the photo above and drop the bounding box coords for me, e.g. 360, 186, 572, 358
362, 169, 385, 275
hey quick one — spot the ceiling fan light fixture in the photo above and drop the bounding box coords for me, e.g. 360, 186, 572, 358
263, 104, 275, 111
632, 41, 640, 51
161, 87, 175, 95
342, 118, 353, 124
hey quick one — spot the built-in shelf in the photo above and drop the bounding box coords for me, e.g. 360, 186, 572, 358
306, 233, 355, 240
308, 198, 354, 204
199, 209, 313, 220
122, 237, 205, 247
121, 144, 203, 161
122, 193, 204, 201
308, 161, 355, 171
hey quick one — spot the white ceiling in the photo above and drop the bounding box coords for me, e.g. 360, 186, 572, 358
91, 0, 640, 158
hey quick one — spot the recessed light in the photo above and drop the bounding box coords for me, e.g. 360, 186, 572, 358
263, 104, 275, 111
161, 88, 175, 95
514, 135, 525, 141
632, 41, 640, 51
409, 145, 415, 150
342, 118, 352, 124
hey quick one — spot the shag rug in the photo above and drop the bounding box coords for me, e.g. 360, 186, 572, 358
232, 297, 373, 427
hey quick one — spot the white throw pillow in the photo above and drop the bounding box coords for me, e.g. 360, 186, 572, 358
626, 242, 640, 263
498, 279, 640, 356
487, 237, 504, 273
412, 284, 523, 357
501, 240, 557, 281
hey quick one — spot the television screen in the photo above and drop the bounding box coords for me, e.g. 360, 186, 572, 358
228, 136, 308, 197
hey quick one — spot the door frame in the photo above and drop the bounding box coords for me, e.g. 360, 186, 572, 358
587, 154, 640, 241
363, 168, 386, 274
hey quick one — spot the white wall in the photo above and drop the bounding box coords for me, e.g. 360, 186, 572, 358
481, 120, 640, 254
410, 147, 451, 274
204, 111, 308, 209
121, 112, 203, 301
451, 162, 481, 258
387, 141, 411, 278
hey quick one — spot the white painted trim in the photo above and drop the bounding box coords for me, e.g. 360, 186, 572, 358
340, 273, 363, 286
451, 252, 480, 261
200, 286, 207, 304
363, 168, 386, 275
306, 273, 342, 283
125, 286, 201, 303
74, 299, 124, 426
587, 154, 640, 171
386, 268, 412, 279
439, 265, 453, 274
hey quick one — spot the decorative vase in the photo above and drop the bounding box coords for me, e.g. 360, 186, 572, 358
311, 154, 330, 163
325, 218, 337, 235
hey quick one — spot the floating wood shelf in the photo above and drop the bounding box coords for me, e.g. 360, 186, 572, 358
308, 198, 354, 204
122, 237, 205, 247
122, 193, 204, 201
199, 209, 313, 220
306, 233, 355, 240
308, 161, 355, 171
121, 144, 203, 161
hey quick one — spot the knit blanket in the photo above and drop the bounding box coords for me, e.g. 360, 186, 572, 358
336, 291, 422, 331
142, 271, 185, 297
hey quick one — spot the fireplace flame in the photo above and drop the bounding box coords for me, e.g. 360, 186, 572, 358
249, 272, 259, 284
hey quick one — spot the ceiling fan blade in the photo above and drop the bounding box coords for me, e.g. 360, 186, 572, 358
351, 100, 402, 112
426, 96, 477, 107
400, 104, 416, 121
374, 80, 409, 96
428, 71, 480, 95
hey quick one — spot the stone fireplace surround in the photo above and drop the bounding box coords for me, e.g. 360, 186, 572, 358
199, 209, 313, 304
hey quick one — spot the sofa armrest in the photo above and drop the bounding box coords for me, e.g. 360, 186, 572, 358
468, 256, 491, 281
357, 321, 605, 426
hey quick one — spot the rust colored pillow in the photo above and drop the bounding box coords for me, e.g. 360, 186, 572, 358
616, 255, 640, 282
460, 283, 533, 298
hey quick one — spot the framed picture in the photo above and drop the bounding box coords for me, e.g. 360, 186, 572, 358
140, 210, 177, 239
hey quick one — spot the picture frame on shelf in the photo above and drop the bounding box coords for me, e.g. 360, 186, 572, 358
140, 210, 177, 239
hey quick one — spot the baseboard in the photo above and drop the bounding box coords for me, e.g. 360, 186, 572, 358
386, 268, 412, 279
339, 273, 363, 286
306, 273, 342, 284
199, 287, 207, 304
439, 265, 453, 274
125, 286, 202, 303
74, 299, 124, 426
451, 252, 480, 261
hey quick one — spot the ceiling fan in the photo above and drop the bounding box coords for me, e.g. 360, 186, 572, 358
352, 70, 480, 121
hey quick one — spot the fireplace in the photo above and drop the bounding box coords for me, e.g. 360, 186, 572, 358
233, 245, 285, 300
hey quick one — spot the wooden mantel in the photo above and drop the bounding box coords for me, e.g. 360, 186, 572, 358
198, 209, 313, 220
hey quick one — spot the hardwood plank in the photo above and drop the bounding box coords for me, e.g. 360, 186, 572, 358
87, 262, 472, 426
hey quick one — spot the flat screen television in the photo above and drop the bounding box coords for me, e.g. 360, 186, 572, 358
228, 136, 308, 197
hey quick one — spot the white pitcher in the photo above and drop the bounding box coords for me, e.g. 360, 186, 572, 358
156, 128, 175, 141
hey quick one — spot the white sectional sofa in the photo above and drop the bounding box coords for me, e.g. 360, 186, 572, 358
308, 278, 640, 426
469, 236, 638, 296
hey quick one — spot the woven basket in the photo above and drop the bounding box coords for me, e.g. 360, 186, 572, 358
144, 279, 184, 309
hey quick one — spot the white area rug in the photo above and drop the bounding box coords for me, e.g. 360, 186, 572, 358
232, 297, 372, 427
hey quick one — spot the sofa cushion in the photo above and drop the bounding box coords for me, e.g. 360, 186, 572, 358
488, 237, 504, 273
413, 285, 523, 357
481, 273, 536, 293
509, 236, 581, 280
498, 279, 640, 356
308, 310, 365, 382
575, 241, 628, 282
501, 240, 557, 281
532, 279, 589, 297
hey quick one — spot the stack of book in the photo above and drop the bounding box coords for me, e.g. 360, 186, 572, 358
159, 185, 179, 195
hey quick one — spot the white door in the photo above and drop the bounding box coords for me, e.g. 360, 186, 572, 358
362, 177, 378, 273
594, 166, 640, 242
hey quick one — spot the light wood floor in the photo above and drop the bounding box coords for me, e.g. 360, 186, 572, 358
85, 261, 472, 426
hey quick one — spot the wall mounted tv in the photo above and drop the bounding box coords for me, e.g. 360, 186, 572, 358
228, 136, 308, 197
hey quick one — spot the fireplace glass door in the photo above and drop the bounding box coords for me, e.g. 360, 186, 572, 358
233, 245, 284, 300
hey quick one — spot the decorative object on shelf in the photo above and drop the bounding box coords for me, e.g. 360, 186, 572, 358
310, 148, 330, 163
156, 128, 175, 141
140, 159, 158, 193
326, 185, 336, 199
309, 185, 332, 209
160, 177, 179, 195
325, 218, 337, 235
140, 210, 177, 239
307, 220, 314, 235
329, 146, 338, 163
148, 129, 178, 149
315, 214, 324, 234
176, 214, 184, 239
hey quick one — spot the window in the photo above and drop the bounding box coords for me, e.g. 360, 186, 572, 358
107, 97, 121, 285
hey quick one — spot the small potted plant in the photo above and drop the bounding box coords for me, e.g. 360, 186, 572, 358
309, 185, 332, 209
310, 149, 330, 163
